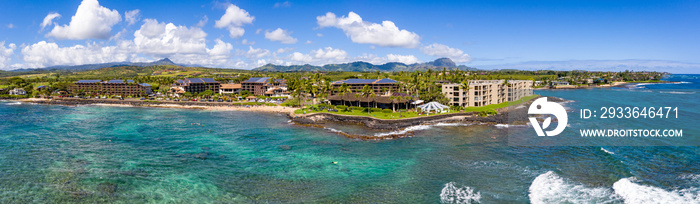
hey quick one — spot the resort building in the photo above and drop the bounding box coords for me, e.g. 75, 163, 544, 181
328, 94, 415, 111
69, 80, 152, 96
174, 78, 220, 94
507, 80, 534, 101
242, 77, 272, 95
9, 88, 27, 95
264, 87, 290, 97
441, 80, 533, 107
219, 84, 242, 95
331, 78, 399, 96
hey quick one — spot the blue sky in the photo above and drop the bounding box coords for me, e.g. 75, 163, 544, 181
0, 0, 698, 71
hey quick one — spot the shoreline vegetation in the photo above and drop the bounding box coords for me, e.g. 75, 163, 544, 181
7, 95, 552, 140
2, 66, 668, 140
14, 98, 298, 114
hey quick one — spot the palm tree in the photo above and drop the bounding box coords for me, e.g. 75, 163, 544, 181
338, 83, 351, 106
360, 85, 374, 113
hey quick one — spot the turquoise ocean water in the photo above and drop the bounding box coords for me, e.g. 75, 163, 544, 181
0, 75, 698, 203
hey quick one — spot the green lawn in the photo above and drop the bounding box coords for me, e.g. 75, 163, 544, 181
295, 107, 445, 119
295, 95, 540, 120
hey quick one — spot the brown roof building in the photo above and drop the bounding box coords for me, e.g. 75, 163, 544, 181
219, 84, 242, 95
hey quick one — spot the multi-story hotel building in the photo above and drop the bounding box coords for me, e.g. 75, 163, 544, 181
242, 77, 272, 95
507, 80, 534, 101
442, 80, 533, 107
331, 78, 399, 95
174, 78, 220, 94
69, 79, 152, 96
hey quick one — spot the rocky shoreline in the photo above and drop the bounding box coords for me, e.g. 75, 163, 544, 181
290, 96, 562, 130
7, 96, 565, 140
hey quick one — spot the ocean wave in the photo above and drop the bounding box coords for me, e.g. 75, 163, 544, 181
678, 174, 700, 183
3, 102, 22, 105
374, 124, 433, 137
323, 127, 344, 134
494, 124, 528, 128
529, 171, 700, 204
600, 147, 614, 155
373, 123, 469, 137
440, 182, 481, 203
612, 178, 700, 204
659, 91, 695, 94
529, 171, 616, 204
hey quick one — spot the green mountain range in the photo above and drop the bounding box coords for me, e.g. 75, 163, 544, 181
253, 58, 477, 72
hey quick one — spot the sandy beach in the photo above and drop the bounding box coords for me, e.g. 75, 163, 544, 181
17, 98, 298, 115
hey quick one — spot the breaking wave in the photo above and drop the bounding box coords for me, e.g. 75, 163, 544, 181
613, 178, 700, 204
3, 101, 22, 105
529, 171, 616, 204
373, 123, 469, 137
494, 124, 528, 128
601, 147, 614, 155
659, 91, 695, 94
440, 182, 481, 203
323, 127, 344, 134
529, 171, 700, 204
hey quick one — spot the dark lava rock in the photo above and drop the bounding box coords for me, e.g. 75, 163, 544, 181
279, 145, 291, 150
97, 182, 118, 194
194, 152, 210, 160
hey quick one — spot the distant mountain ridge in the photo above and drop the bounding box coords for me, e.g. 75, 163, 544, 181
11, 58, 186, 72
254, 58, 476, 72
476, 59, 700, 74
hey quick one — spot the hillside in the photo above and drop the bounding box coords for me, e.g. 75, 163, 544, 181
254, 58, 478, 72
10, 58, 187, 72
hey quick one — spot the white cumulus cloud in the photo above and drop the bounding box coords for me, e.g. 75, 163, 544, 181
124, 9, 140, 25
421, 43, 471, 63
215, 4, 254, 39
241, 46, 271, 59
172, 39, 234, 67
21, 41, 135, 68
386, 54, 419, 64
316, 11, 420, 48
265, 28, 298, 44
47, 0, 121, 40
196, 15, 208, 27
354, 53, 420, 65
289, 47, 348, 64
133, 19, 208, 56
40, 12, 61, 30
0, 42, 17, 69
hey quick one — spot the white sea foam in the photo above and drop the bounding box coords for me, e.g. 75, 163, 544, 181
601, 147, 614, 155
659, 91, 695, 94
374, 124, 433, 137
494, 124, 527, 128
373, 123, 469, 137
4, 102, 22, 105
323, 127, 344, 133
529, 171, 700, 204
440, 182, 481, 203
529, 171, 615, 204
612, 178, 700, 204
